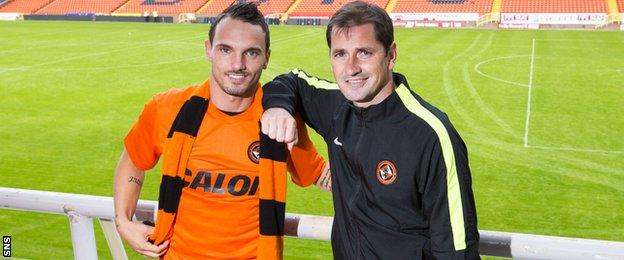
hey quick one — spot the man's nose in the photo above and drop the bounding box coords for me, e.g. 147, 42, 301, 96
232, 54, 246, 71
345, 54, 361, 76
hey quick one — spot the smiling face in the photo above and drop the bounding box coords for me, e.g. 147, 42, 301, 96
329, 23, 396, 108
205, 17, 269, 98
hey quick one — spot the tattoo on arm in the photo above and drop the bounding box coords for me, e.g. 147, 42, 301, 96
128, 176, 143, 186
316, 167, 332, 192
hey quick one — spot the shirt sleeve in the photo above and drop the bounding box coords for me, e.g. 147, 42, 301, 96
124, 96, 162, 171
263, 69, 343, 138
420, 125, 480, 259
287, 115, 326, 187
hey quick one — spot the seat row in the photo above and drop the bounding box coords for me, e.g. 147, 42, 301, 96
0, 0, 617, 16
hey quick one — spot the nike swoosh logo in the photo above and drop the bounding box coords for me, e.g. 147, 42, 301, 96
333, 137, 343, 146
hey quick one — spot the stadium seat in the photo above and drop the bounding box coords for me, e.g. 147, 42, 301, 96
501, 0, 608, 13
196, 0, 234, 16
254, 0, 294, 15
0, 0, 56, 13
618, 0, 624, 12
114, 0, 209, 15
392, 0, 492, 14
36, 0, 129, 15
290, 0, 389, 17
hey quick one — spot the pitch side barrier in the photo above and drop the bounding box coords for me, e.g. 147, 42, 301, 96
1, 187, 623, 259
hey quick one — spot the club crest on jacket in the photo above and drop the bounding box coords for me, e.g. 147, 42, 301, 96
376, 160, 397, 185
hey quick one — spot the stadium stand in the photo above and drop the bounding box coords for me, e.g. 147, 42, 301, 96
501, 0, 609, 13
392, 0, 493, 14
618, 0, 624, 12
196, 0, 234, 16
290, 0, 389, 17
114, 0, 208, 15
0, 0, 55, 13
254, 0, 294, 15
35, 0, 129, 15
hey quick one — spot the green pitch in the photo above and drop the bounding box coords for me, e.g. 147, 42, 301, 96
0, 21, 622, 259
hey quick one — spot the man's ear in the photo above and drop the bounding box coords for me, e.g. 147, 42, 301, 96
204, 40, 212, 61
264, 49, 271, 69
387, 42, 397, 70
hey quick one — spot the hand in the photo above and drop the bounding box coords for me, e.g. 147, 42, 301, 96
116, 217, 169, 258
261, 107, 298, 150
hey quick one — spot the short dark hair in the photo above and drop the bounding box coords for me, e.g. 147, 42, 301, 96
208, 2, 270, 50
326, 1, 393, 53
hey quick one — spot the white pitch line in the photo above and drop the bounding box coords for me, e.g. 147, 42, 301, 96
0, 33, 205, 75
532, 39, 624, 44
523, 39, 536, 148
528, 145, 624, 155
473, 54, 530, 88
2, 56, 204, 72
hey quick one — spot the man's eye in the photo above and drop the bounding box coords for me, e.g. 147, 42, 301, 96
357, 50, 372, 58
220, 47, 231, 54
333, 52, 345, 59
246, 50, 260, 57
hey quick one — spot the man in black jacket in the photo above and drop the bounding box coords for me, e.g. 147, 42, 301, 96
261, 1, 479, 259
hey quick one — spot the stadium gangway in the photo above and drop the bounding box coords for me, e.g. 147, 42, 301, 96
1, 187, 624, 259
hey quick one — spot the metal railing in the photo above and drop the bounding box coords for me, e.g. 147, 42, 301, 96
2, 187, 624, 259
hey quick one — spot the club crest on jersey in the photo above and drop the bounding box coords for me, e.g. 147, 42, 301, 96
376, 160, 397, 185
247, 141, 260, 164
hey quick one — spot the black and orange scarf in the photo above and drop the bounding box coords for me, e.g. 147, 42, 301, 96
148, 84, 287, 259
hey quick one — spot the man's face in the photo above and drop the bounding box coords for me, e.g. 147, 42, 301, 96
205, 17, 269, 97
330, 23, 396, 107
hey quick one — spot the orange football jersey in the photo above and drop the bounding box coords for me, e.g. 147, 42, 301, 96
124, 80, 325, 259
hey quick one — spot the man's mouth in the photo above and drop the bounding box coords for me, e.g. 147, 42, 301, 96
345, 77, 368, 85
227, 72, 248, 83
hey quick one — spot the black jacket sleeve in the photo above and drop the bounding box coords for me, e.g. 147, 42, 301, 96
262, 69, 344, 138
421, 120, 480, 260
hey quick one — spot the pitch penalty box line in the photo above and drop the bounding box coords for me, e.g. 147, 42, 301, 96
523, 38, 536, 148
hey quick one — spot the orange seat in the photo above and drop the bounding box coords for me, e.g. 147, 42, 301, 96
392, 0, 492, 14
36, 0, 128, 14
618, 0, 624, 12
196, 0, 234, 16
115, 0, 209, 15
0, 0, 56, 13
290, 0, 389, 17
501, 0, 608, 13
254, 0, 294, 15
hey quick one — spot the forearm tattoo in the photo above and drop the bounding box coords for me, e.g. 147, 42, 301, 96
317, 167, 332, 192
128, 176, 143, 186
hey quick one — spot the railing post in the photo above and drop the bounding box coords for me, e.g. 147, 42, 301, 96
98, 219, 128, 260
65, 206, 98, 260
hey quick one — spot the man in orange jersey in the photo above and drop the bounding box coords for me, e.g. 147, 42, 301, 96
113, 3, 331, 259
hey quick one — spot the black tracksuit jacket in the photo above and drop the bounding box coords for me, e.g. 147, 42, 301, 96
263, 69, 480, 260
